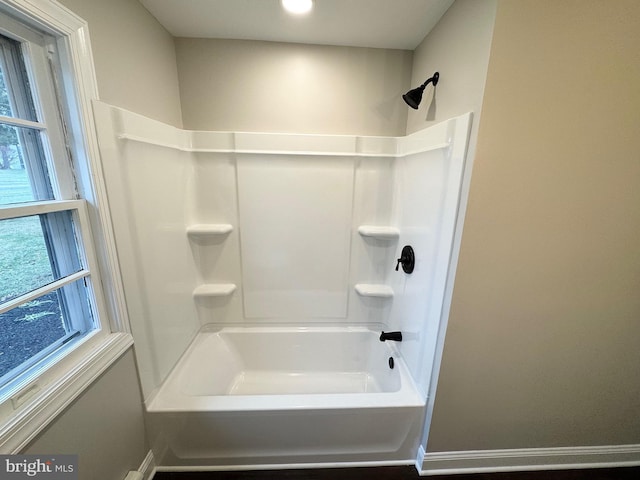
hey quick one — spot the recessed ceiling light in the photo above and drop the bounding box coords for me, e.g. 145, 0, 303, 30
281, 0, 313, 15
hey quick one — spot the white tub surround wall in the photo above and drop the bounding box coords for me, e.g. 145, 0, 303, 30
94, 101, 472, 467
93, 102, 200, 398
237, 155, 354, 319
384, 117, 471, 399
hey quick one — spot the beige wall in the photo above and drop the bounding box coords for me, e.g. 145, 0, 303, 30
175, 38, 413, 136
25, 351, 146, 480
406, 0, 496, 135
58, 0, 183, 127
427, 0, 640, 451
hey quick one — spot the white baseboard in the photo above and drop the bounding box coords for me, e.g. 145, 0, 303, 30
417, 444, 640, 476
138, 450, 156, 480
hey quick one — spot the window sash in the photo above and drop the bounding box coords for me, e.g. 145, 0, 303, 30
0, 198, 106, 392
0, 199, 101, 324
0, 198, 82, 220
0, 26, 76, 200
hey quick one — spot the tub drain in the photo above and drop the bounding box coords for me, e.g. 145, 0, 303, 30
388, 357, 395, 369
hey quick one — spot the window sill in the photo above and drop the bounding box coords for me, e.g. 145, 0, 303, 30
0, 332, 134, 453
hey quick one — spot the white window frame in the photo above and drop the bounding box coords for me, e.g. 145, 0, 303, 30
0, 0, 132, 453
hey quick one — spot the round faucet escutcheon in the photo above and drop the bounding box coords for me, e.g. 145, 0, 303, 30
395, 245, 415, 274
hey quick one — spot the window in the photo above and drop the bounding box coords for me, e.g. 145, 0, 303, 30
0, 32, 101, 391
0, 1, 131, 452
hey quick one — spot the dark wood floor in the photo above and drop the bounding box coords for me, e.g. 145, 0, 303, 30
153, 465, 640, 480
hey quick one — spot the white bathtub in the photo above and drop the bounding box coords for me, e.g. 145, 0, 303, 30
147, 326, 426, 467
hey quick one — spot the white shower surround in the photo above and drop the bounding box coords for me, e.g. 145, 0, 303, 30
93, 101, 472, 466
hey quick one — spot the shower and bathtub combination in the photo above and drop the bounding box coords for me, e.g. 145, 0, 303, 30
93, 101, 472, 468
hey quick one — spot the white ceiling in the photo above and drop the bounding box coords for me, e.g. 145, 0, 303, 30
139, 0, 455, 50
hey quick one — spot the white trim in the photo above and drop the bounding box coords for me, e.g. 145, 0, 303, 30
0, 0, 86, 38
418, 444, 640, 476
137, 450, 156, 480
0, 332, 133, 453
416, 444, 426, 472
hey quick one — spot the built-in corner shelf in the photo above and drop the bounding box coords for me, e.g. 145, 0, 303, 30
354, 284, 394, 298
193, 284, 236, 298
357, 225, 399, 240
356, 227, 397, 300
187, 224, 233, 238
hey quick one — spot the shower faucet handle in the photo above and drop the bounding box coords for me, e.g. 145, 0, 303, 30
395, 245, 415, 274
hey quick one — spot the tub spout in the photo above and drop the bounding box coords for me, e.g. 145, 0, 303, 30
379, 331, 402, 342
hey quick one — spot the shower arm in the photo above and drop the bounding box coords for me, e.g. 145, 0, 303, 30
420, 72, 439, 89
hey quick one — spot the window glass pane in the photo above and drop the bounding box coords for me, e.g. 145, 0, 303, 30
0, 34, 38, 122
0, 277, 95, 382
0, 212, 83, 304
0, 66, 13, 117
0, 290, 64, 379
0, 125, 54, 204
